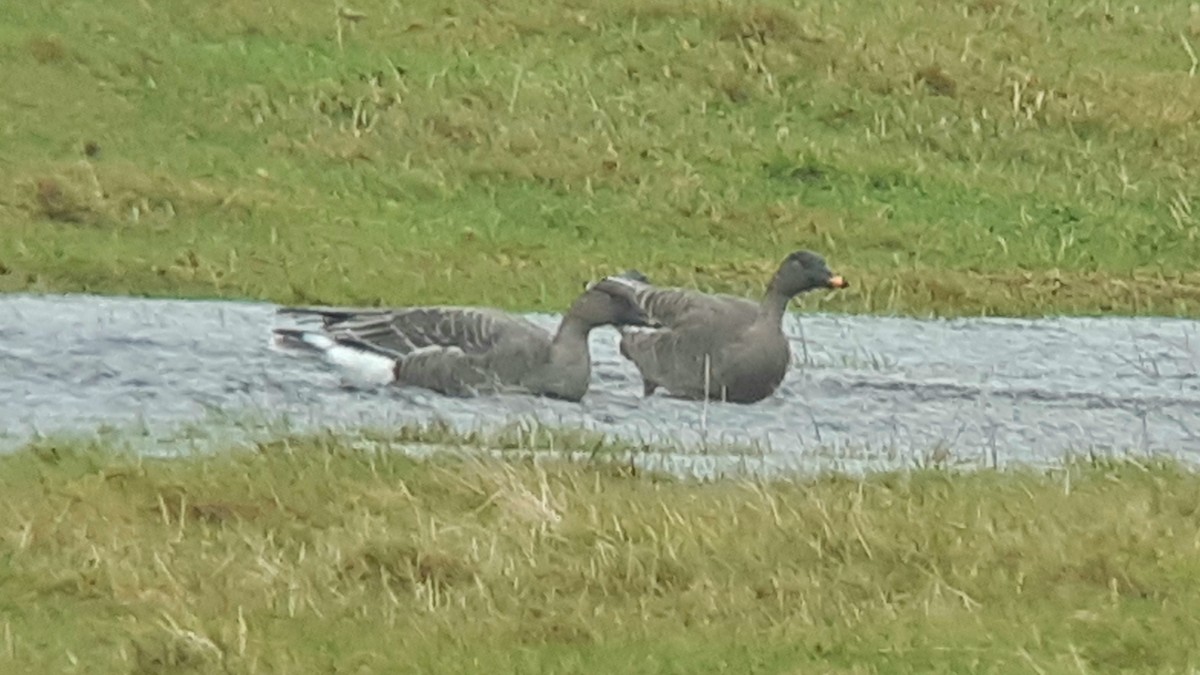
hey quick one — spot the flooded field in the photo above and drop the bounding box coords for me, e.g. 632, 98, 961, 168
3, 293, 1198, 475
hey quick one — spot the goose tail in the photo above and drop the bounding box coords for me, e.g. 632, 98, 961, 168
272, 329, 397, 386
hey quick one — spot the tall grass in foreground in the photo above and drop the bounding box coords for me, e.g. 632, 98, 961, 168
2, 0, 1200, 316
2, 437, 1199, 673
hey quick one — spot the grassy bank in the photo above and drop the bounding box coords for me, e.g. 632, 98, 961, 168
3, 0, 1200, 316
1, 436, 1199, 673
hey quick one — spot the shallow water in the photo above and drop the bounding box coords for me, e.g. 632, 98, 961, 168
3, 293, 1199, 475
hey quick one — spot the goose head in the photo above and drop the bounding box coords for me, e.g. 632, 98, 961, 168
569, 278, 651, 329
769, 250, 849, 299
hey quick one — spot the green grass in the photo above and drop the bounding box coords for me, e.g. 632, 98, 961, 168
2, 436, 1200, 673
3, 0, 1200, 316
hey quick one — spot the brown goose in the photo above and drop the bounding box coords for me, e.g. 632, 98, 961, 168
604, 250, 848, 404
272, 279, 648, 402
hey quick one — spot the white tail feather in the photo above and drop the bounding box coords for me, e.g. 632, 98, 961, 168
274, 331, 395, 386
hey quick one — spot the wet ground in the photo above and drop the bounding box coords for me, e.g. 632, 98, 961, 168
3, 293, 1199, 475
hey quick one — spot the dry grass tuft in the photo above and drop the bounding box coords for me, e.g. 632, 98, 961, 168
32, 176, 97, 224
914, 65, 957, 97
341, 540, 477, 591
26, 35, 67, 64
714, 3, 805, 44
23, 162, 263, 230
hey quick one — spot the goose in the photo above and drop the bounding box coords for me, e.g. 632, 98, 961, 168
272, 279, 649, 402
601, 250, 848, 404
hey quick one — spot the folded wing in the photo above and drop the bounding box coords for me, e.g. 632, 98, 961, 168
592, 276, 757, 328
277, 306, 544, 357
